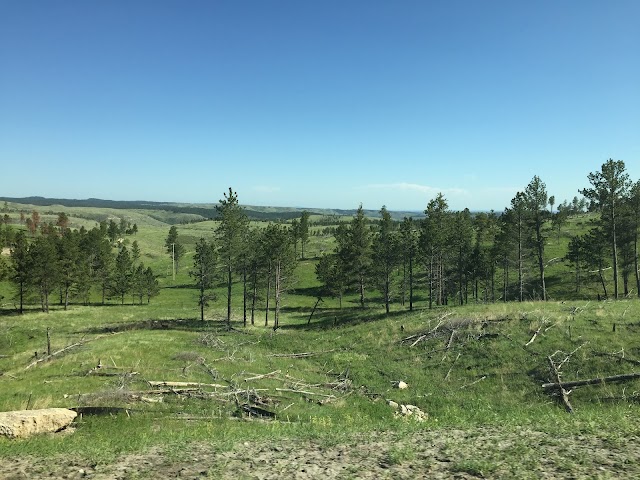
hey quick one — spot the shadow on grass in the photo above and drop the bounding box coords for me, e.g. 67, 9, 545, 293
82, 317, 238, 334
280, 306, 414, 331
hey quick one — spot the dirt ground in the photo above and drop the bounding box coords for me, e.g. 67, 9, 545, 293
2, 425, 639, 479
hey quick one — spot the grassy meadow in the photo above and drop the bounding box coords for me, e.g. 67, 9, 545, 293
1, 203, 640, 477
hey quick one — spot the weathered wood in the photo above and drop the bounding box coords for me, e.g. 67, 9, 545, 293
25, 341, 84, 370
268, 349, 336, 358
87, 370, 139, 377
542, 371, 640, 390
525, 324, 544, 347
244, 370, 281, 382
307, 297, 323, 325
275, 388, 335, 398
460, 376, 486, 389
445, 352, 461, 381
446, 329, 456, 350
547, 355, 574, 413
147, 381, 228, 389
46, 328, 51, 356
594, 351, 640, 366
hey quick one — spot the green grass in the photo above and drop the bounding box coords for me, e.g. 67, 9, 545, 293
2, 204, 640, 475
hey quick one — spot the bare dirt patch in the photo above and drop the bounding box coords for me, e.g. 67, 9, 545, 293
2, 425, 640, 479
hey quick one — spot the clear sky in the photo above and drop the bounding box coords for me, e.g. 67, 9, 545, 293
1, 1, 638, 212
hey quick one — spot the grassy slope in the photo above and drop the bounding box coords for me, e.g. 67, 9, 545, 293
1, 205, 639, 474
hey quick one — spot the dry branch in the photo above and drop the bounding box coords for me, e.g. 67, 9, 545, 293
275, 388, 335, 398
542, 372, 640, 390
446, 329, 457, 350
594, 351, 640, 366
460, 376, 486, 389
445, 352, 461, 381
147, 381, 228, 389
525, 319, 548, 347
244, 370, 281, 381
87, 370, 139, 377
25, 341, 85, 370
268, 349, 336, 358
547, 355, 574, 413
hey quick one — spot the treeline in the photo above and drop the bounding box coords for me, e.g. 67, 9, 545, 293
0, 222, 159, 313
172, 160, 639, 326
176, 190, 310, 327
0, 196, 304, 222
315, 159, 640, 308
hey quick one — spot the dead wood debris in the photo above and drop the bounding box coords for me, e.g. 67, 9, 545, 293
400, 315, 490, 350
543, 343, 588, 413
542, 372, 640, 390
268, 349, 338, 358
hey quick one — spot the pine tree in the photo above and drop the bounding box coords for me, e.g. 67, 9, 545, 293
581, 159, 631, 299
524, 176, 549, 301
165, 226, 186, 274
299, 211, 310, 260
420, 194, 450, 308
216, 188, 249, 327
112, 246, 133, 305
398, 217, 419, 311
27, 235, 60, 312
260, 224, 296, 328
372, 206, 399, 314
144, 267, 160, 304
190, 238, 218, 321
57, 230, 81, 310
10, 231, 29, 313
336, 205, 372, 309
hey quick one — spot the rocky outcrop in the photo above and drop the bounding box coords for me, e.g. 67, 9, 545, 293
0, 408, 77, 439
387, 400, 428, 422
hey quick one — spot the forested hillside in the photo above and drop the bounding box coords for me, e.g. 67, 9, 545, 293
1, 159, 638, 315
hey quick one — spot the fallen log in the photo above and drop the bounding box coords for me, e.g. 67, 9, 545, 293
87, 369, 139, 377
147, 381, 228, 389
244, 370, 281, 381
25, 342, 84, 370
268, 349, 336, 358
594, 351, 640, 366
275, 388, 335, 398
542, 371, 640, 390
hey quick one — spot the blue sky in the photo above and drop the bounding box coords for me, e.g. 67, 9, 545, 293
1, 1, 638, 211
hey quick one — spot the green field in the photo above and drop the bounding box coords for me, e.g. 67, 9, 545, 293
1, 203, 640, 478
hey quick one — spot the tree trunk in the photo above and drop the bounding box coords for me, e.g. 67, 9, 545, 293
612, 204, 619, 299
226, 263, 232, 327
264, 263, 271, 326
428, 257, 433, 309
243, 266, 247, 327
251, 270, 257, 326
200, 286, 205, 321
384, 268, 390, 314
535, 223, 546, 301
274, 261, 281, 329
409, 254, 414, 312
635, 233, 640, 298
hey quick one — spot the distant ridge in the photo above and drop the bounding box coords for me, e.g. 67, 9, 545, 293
0, 196, 425, 221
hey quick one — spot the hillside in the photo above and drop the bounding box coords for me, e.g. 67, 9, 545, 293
0, 196, 424, 223
2, 200, 640, 478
